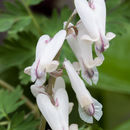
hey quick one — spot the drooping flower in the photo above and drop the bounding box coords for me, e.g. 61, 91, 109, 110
36, 77, 73, 130
64, 60, 103, 123
74, 0, 116, 54
24, 30, 66, 86
64, 21, 103, 85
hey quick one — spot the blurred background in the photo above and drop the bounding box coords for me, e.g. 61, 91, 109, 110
0, 0, 130, 130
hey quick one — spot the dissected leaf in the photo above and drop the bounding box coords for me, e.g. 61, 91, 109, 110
0, 1, 31, 34
0, 32, 37, 74
10, 112, 39, 130
0, 87, 24, 119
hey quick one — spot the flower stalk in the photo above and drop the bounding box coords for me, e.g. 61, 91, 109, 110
21, 0, 43, 35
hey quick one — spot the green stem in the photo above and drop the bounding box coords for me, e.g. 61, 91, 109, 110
21, 0, 43, 35
0, 121, 9, 126
65, 9, 77, 30
39, 116, 46, 130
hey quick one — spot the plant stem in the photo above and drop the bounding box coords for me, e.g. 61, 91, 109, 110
0, 79, 39, 117
65, 9, 77, 30
39, 116, 46, 130
21, 0, 43, 35
39, 10, 77, 130
0, 121, 9, 126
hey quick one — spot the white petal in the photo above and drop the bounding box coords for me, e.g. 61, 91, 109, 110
106, 32, 116, 41
31, 61, 37, 82
81, 69, 92, 86
68, 102, 74, 114
46, 60, 59, 73
69, 124, 78, 130
54, 88, 69, 130
37, 94, 63, 130
74, 0, 99, 39
92, 98, 103, 121
35, 73, 46, 86
94, 0, 106, 35
81, 34, 98, 42
36, 35, 51, 59
40, 30, 66, 65
53, 77, 66, 93
92, 67, 99, 85
30, 85, 45, 97
78, 104, 93, 124
76, 21, 98, 42
24, 66, 31, 75
64, 60, 93, 107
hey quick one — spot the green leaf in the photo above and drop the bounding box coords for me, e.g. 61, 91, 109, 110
0, 32, 37, 74
11, 112, 39, 130
26, 0, 43, 6
106, 0, 130, 35
0, 87, 24, 119
0, 15, 14, 32
114, 120, 130, 130
9, 16, 31, 34
0, 1, 31, 34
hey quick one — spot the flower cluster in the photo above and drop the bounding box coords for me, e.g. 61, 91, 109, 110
24, 0, 116, 129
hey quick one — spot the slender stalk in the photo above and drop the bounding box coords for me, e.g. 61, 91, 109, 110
21, 0, 43, 35
0, 79, 39, 117
65, 9, 77, 30
0, 121, 9, 126
39, 116, 46, 130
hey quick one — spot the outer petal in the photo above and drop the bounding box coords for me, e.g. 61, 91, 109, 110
34, 72, 46, 87
37, 94, 63, 130
35, 35, 51, 59
106, 32, 116, 41
54, 88, 69, 130
40, 30, 66, 65
46, 60, 59, 73
74, 0, 99, 39
64, 60, 93, 107
24, 66, 31, 75
53, 77, 66, 93
78, 104, 93, 124
94, 0, 106, 35
30, 85, 46, 97
92, 98, 103, 121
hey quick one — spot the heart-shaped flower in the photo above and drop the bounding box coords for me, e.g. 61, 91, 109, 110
24, 30, 66, 86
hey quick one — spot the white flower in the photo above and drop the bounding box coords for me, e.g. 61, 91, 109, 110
24, 30, 66, 86
65, 21, 103, 85
64, 60, 103, 123
74, 0, 116, 53
36, 77, 72, 130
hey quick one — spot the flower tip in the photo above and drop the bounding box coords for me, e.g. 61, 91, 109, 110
24, 66, 31, 75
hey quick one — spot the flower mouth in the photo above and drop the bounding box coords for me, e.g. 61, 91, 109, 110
85, 69, 94, 79
84, 103, 95, 116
